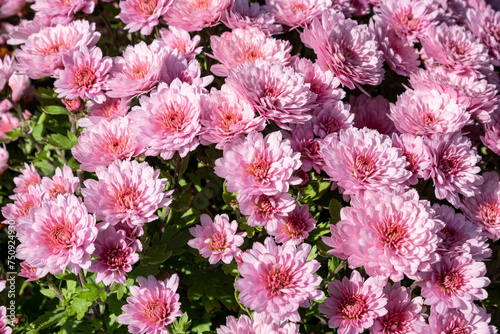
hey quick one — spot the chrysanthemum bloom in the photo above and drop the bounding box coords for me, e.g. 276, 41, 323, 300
31, 0, 96, 20
199, 86, 265, 149
320, 127, 411, 197
269, 204, 316, 244
225, 60, 316, 128
423, 133, 482, 208
39, 165, 79, 200
157, 26, 202, 61
217, 315, 255, 334
78, 97, 130, 128
433, 204, 491, 261
214, 131, 302, 196
325, 189, 441, 282
421, 307, 497, 334
371, 283, 426, 334
8, 72, 32, 103
421, 23, 493, 79
467, 5, 500, 66
389, 88, 470, 138
301, 9, 385, 91
2, 186, 43, 224
164, 0, 232, 32
235, 238, 324, 322
319, 270, 388, 334
89, 223, 140, 285
16, 194, 97, 275
72, 116, 146, 172
264, 0, 331, 28
238, 192, 296, 232
288, 123, 324, 173
117, 0, 173, 35
19, 261, 41, 282
0, 0, 24, 20
351, 95, 396, 135
54, 46, 112, 103
482, 109, 500, 155
159, 49, 213, 88
0, 306, 12, 334
0, 54, 14, 90
391, 133, 431, 186
7, 15, 70, 46
129, 79, 202, 160
0, 145, 7, 176
461, 171, 500, 241
312, 101, 353, 139
209, 27, 292, 77
13, 163, 41, 194
105, 41, 164, 99
188, 214, 246, 264
62, 98, 83, 112
221, 0, 283, 36
14, 20, 100, 79
82, 159, 172, 227
417, 255, 490, 315
118, 275, 183, 334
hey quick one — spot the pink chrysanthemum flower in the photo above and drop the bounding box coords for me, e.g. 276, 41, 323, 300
482, 109, 500, 155
421, 23, 493, 79
221, 0, 283, 36
39, 165, 79, 200
209, 27, 292, 77
235, 238, 324, 322
54, 46, 112, 103
117, 0, 173, 36
423, 133, 483, 208
129, 79, 202, 160
200, 85, 265, 149
82, 160, 172, 227
372, 283, 426, 334
389, 88, 470, 138
9, 72, 32, 103
288, 123, 324, 173
391, 133, 431, 186
217, 313, 300, 334
421, 307, 497, 334
238, 192, 296, 232
0, 306, 12, 334
188, 214, 246, 264
14, 20, 100, 79
0, 145, 7, 176
31, 0, 96, 20
78, 97, 129, 128
226, 60, 316, 129
301, 9, 385, 91
117, 275, 183, 334
325, 189, 441, 282
2, 186, 43, 224
13, 163, 41, 194
62, 98, 83, 112
264, 0, 331, 28
157, 26, 202, 61
319, 270, 388, 334
19, 261, 41, 282
269, 204, 316, 244
0, 55, 14, 91
16, 194, 97, 275
159, 49, 213, 88
433, 204, 491, 261
214, 131, 302, 196
89, 223, 140, 285
164, 0, 232, 32
467, 5, 500, 66
312, 101, 353, 139
0, 0, 24, 20
105, 41, 163, 99
320, 127, 411, 197
72, 116, 146, 172
7, 16, 70, 46
417, 255, 490, 315
351, 95, 396, 135
217, 315, 255, 334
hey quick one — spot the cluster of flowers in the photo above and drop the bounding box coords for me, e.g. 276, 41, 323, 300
1, 0, 500, 332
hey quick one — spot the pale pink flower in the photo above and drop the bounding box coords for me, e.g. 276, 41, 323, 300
214, 131, 302, 196
312, 101, 353, 138
72, 116, 146, 172
235, 238, 324, 322
221, 0, 283, 36
319, 270, 388, 334
217, 315, 255, 334
164, 0, 232, 32
351, 95, 396, 135
269, 204, 316, 244
117, 0, 173, 35
13, 163, 41, 194
32, 0, 96, 20
423, 133, 483, 208
467, 5, 500, 66
129, 79, 202, 160
482, 108, 500, 155
8, 72, 31, 103
39, 165, 79, 200
89, 223, 140, 285
264, 0, 331, 28
7, 16, 68, 46
61, 98, 83, 112
0, 306, 12, 334
199, 85, 265, 149
238, 192, 296, 232
0, 112, 20, 141
0, 55, 14, 91
159, 49, 213, 88
418, 255, 490, 315
188, 214, 246, 264
117, 275, 183, 334
14, 20, 100, 79
0, 281, 4, 292
19, 261, 41, 282
252, 313, 300, 334
2, 186, 43, 224
0, 0, 24, 19
301, 9, 385, 91
16, 194, 97, 275
288, 123, 324, 173
0, 145, 7, 176
391, 133, 431, 186
209, 27, 292, 77
226, 60, 316, 128
320, 127, 411, 197
157, 26, 202, 61
421, 307, 497, 334
82, 159, 172, 227
78, 97, 129, 128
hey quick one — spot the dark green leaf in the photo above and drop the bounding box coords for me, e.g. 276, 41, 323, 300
42, 106, 68, 115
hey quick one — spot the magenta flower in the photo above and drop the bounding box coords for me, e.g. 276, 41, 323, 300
421, 307, 497, 334
117, 275, 183, 334
269, 203, 316, 244
117, 0, 173, 35
12, 163, 41, 194
39, 165, 79, 200
19, 261, 41, 282
351, 94, 396, 135
221, 0, 283, 36
82, 159, 172, 227
264, 0, 331, 28
319, 270, 388, 334
391, 133, 431, 186
467, 5, 500, 66
16, 194, 97, 275
164, 0, 232, 32
188, 214, 246, 264
235, 238, 324, 322
301, 9, 385, 91
312, 101, 353, 139
214, 131, 302, 196
78, 97, 129, 128
157, 26, 202, 61
0, 306, 12, 334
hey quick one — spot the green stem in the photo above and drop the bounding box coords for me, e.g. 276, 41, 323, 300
47, 279, 65, 301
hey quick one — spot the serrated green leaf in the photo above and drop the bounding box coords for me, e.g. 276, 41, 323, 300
30, 309, 67, 330
171, 314, 191, 334
68, 297, 93, 320
77, 282, 100, 302
42, 106, 68, 115
141, 244, 172, 265
40, 288, 59, 299
112, 283, 128, 300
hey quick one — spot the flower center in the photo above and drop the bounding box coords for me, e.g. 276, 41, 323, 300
43, 42, 67, 56
160, 102, 186, 133
381, 311, 411, 333
450, 326, 472, 334
144, 299, 169, 323
247, 157, 271, 182
49, 184, 67, 199
220, 108, 241, 130
479, 202, 500, 226
116, 187, 138, 210
257, 196, 277, 217
209, 232, 228, 251
190, 0, 211, 9
103, 247, 128, 269
49, 224, 73, 247
323, 118, 342, 134
105, 135, 129, 155
290, 2, 308, 12
138, 0, 157, 14
101, 104, 118, 118
130, 64, 148, 80
285, 215, 306, 236
19, 200, 37, 217
340, 295, 367, 320
438, 155, 460, 175
243, 49, 261, 62
354, 154, 376, 176
266, 266, 290, 295
439, 269, 464, 294
74, 66, 96, 88
379, 216, 408, 251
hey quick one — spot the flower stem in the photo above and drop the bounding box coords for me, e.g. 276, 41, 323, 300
47, 279, 65, 301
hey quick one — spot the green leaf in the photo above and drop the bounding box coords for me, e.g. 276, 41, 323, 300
32, 123, 44, 141
171, 314, 191, 334
68, 297, 93, 320
42, 106, 68, 115
30, 309, 67, 330
35, 87, 58, 99
112, 283, 128, 300
77, 282, 100, 302
222, 183, 237, 207
141, 244, 172, 265
302, 179, 331, 204
170, 183, 193, 212
40, 288, 59, 299
328, 198, 343, 223
47, 133, 75, 149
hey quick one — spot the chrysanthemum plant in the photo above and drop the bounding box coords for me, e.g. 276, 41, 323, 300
1, 0, 500, 333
